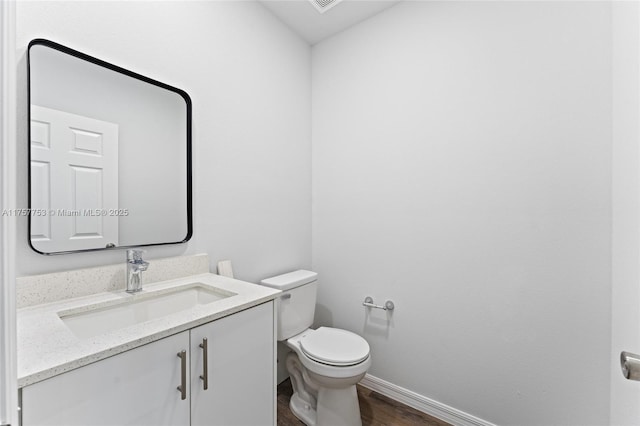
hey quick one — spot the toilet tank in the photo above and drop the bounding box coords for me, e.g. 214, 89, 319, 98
260, 270, 318, 340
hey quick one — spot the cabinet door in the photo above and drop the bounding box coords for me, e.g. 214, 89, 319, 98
22, 331, 190, 426
190, 302, 275, 426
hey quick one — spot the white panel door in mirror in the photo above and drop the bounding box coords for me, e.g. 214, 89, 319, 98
30, 105, 119, 252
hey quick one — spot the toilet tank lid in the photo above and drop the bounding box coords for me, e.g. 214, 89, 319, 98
260, 270, 318, 290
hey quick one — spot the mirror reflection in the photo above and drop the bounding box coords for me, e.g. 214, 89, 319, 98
28, 40, 192, 254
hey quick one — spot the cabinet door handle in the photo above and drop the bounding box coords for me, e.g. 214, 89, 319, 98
199, 337, 209, 390
177, 350, 187, 400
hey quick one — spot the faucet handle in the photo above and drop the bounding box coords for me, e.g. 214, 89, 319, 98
126, 248, 146, 262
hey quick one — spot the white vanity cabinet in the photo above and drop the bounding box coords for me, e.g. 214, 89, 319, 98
190, 301, 274, 426
21, 331, 191, 426
20, 301, 275, 426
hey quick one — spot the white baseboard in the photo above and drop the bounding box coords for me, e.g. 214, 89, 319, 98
359, 374, 496, 426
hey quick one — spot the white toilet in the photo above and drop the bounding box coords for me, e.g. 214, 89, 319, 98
261, 270, 371, 426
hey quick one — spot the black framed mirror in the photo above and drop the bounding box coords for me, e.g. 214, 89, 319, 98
27, 39, 192, 255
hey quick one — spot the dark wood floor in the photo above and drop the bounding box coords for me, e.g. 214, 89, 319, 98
277, 379, 451, 426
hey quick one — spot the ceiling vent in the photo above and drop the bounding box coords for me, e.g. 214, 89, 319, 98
308, 0, 345, 14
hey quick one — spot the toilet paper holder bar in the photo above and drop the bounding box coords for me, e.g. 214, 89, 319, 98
363, 296, 395, 311
621, 351, 640, 380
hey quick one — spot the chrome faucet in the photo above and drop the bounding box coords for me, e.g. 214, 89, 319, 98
126, 249, 149, 293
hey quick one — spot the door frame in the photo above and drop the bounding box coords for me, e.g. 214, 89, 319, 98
0, 0, 18, 424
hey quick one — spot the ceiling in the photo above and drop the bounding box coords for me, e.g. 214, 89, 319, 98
259, 0, 402, 45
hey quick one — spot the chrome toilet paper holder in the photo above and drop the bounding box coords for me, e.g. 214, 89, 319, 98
621, 351, 640, 381
362, 296, 395, 311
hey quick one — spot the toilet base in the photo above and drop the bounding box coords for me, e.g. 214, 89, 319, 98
286, 351, 364, 426
290, 385, 362, 426
316, 385, 362, 426
290, 391, 317, 426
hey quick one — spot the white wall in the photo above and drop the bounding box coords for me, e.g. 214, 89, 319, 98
312, 2, 612, 425
16, 1, 311, 283
611, 2, 640, 424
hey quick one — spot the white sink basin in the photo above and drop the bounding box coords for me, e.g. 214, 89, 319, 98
59, 284, 236, 339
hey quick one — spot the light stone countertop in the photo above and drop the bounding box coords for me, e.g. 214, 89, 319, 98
17, 273, 280, 387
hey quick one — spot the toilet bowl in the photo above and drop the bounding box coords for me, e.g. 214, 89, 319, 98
285, 327, 371, 426
260, 270, 371, 426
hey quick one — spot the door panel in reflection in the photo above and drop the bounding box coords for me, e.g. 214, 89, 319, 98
30, 105, 119, 252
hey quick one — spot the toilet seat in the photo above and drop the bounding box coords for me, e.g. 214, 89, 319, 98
300, 327, 370, 366
286, 328, 371, 379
